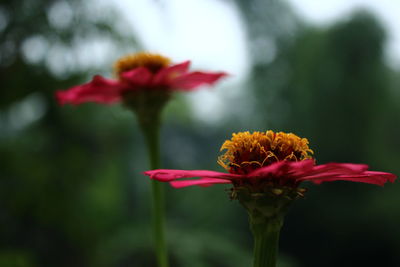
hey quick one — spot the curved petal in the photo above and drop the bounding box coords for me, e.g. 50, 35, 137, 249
297, 163, 397, 186
121, 67, 153, 88
170, 178, 231, 188
296, 163, 370, 182
169, 71, 227, 91
306, 172, 396, 186
56, 75, 123, 105
152, 61, 190, 86
248, 160, 315, 180
304, 163, 368, 177
144, 169, 242, 182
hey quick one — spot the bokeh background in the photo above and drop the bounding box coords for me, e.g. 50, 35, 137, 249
1, 0, 400, 266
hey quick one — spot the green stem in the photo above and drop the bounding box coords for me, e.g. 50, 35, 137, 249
250, 216, 283, 267
141, 117, 169, 267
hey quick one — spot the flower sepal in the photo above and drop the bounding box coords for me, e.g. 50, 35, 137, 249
122, 89, 171, 128
235, 185, 305, 223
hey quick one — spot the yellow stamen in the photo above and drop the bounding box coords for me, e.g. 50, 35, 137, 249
218, 131, 313, 174
114, 52, 172, 77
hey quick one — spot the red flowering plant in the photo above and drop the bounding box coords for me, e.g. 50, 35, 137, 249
56, 52, 227, 267
56, 52, 226, 124
145, 131, 396, 267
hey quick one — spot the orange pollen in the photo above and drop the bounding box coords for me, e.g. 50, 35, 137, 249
114, 52, 172, 77
217, 131, 314, 174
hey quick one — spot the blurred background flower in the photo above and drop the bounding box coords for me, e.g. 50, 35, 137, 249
1, 0, 399, 266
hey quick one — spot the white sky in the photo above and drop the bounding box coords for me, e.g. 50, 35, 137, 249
105, 0, 400, 123
110, 0, 249, 123
111, 0, 400, 71
112, 0, 249, 82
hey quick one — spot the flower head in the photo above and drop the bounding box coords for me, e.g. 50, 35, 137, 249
145, 130, 396, 193
218, 131, 313, 175
114, 53, 171, 76
56, 52, 227, 106
146, 131, 397, 265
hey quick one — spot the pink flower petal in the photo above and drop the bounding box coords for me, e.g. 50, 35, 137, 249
296, 163, 370, 181
145, 161, 396, 189
248, 160, 315, 180
56, 75, 123, 105
297, 163, 397, 186
120, 67, 153, 88
169, 71, 227, 91
144, 169, 242, 182
307, 173, 396, 186
365, 171, 397, 183
170, 178, 231, 188
152, 61, 191, 85
304, 163, 368, 177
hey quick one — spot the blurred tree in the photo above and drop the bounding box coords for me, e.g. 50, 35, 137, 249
232, 1, 400, 266
281, 11, 390, 163
232, 0, 301, 129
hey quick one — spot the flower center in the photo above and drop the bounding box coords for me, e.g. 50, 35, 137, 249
218, 131, 313, 175
114, 52, 172, 77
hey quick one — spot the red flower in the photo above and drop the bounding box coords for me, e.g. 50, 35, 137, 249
145, 131, 396, 267
56, 52, 227, 105
144, 131, 396, 192
145, 160, 395, 188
